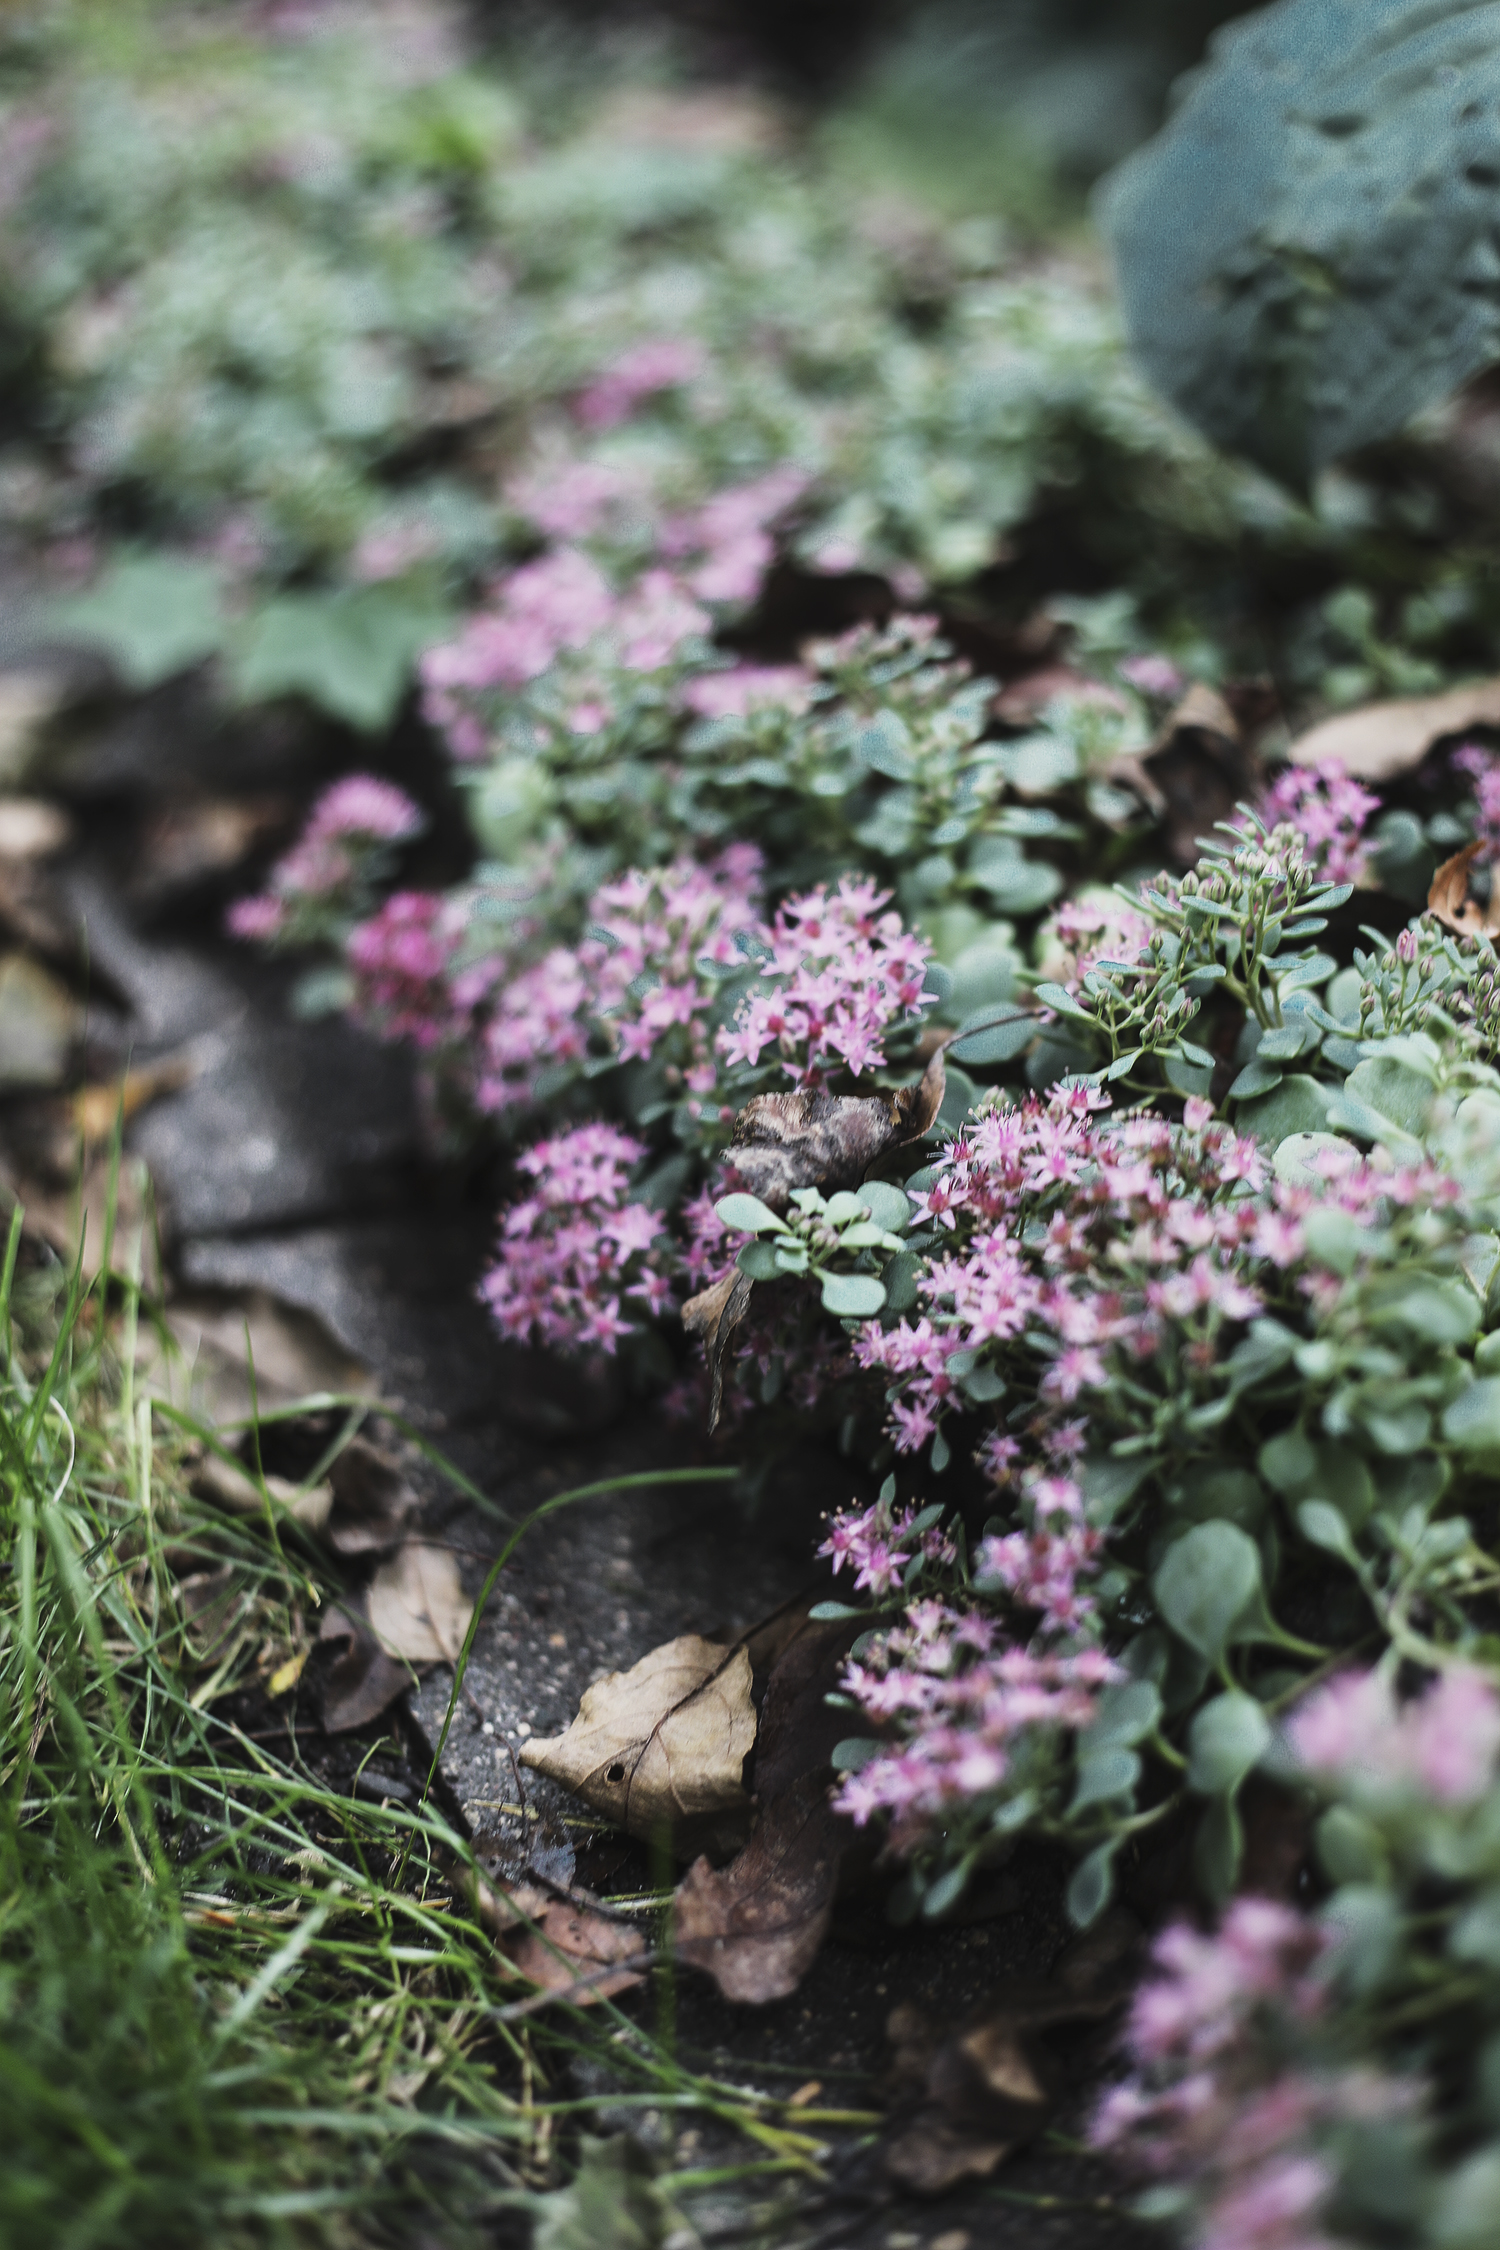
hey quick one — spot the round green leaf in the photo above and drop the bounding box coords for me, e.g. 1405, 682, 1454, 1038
857, 1181, 914, 1233
1152, 1521, 1262, 1665
1443, 1377, 1500, 1450
1082, 1679, 1162, 1753
714, 1192, 787, 1234
1066, 1840, 1119, 1929
1187, 1692, 1271, 1795
819, 1273, 887, 1318
1069, 1745, 1141, 1815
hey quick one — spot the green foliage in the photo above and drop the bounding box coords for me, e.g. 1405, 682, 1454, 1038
1103, 0, 1500, 485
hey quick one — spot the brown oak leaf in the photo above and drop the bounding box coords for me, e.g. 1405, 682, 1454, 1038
1290, 677, 1500, 784
520, 1632, 756, 1848
1428, 842, 1500, 940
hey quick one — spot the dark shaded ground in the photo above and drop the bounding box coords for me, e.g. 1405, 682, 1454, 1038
0, 660, 1151, 2246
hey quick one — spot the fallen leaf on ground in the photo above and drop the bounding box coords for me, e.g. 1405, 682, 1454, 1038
191, 1447, 333, 1531
1110, 682, 1253, 867
1427, 842, 1500, 939
72, 1051, 199, 1145
467, 1874, 646, 2006
134, 795, 287, 899
324, 1435, 420, 1554
521, 1632, 755, 1845
675, 1772, 842, 2002
0, 797, 71, 860
675, 1611, 862, 2003
680, 1269, 753, 1435
881, 1908, 1141, 2195
367, 1540, 472, 1663
1289, 677, 1500, 783
0, 951, 78, 1087
137, 1285, 374, 1429
725, 1049, 945, 1214
318, 1597, 412, 1731
509, 1898, 646, 2002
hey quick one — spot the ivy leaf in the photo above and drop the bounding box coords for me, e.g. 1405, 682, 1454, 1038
1102, 0, 1500, 486
49, 553, 224, 687
1152, 1521, 1263, 1666
233, 582, 447, 732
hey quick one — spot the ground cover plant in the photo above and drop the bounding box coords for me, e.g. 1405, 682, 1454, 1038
22, 0, 1500, 2242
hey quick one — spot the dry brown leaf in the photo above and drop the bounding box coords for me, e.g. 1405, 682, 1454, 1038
1427, 842, 1500, 939
73, 1052, 198, 1145
881, 1910, 1140, 2195
367, 1540, 472, 1664
509, 1900, 646, 2003
674, 1610, 863, 2003
725, 1048, 946, 1215
134, 796, 286, 900
191, 1449, 333, 1531
675, 1772, 842, 2002
324, 1436, 420, 1555
1289, 677, 1500, 783
1108, 682, 1252, 866
520, 1633, 755, 1843
466, 1874, 646, 2005
317, 1597, 412, 1732
136, 1286, 374, 1429
680, 1268, 754, 1436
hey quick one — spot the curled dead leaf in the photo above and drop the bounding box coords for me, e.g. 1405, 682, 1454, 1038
881, 1908, 1140, 2195
680, 1268, 753, 1436
674, 1609, 862, 2004
1110, 681, 1251, 866
725, 1048, 946, 1215
1427, 842, 1500, 940
675, 1772, 842, 2003
367, 1540, 472, 1664
324, 1436, 420, 1555
73, 1051, 198, 1145
1290, 678, 1500, 784
465, 1874, 646, 2006
520, 1632, 755, 1847
317, 1597, 412, 1732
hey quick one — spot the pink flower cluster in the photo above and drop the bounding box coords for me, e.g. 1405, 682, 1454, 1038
855, 1089, 1270, 1463
479, 1122, 673, 1353
1288, 1664, 1500, 1807
976, 1466, 1105, 1636
347, 889, 464, 1047
829, 1584, 1118, 1832
574, 337, 706, 430
1257, 758, 1379, 886
1093, 1899, 1417, 2250
227, 773, 423, 941
1042, 892, 1156, 989
1119, 652, 1185, 700
717, 876, 934, 1082
475, 845, 763, 1114
418, 547, 710, 758
1453, 741, 1500, 863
